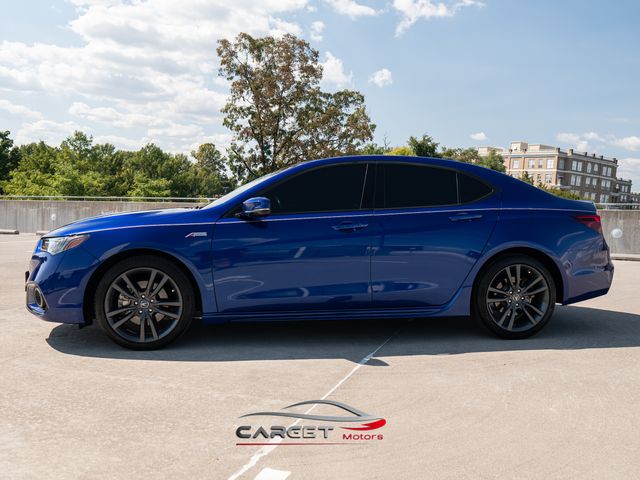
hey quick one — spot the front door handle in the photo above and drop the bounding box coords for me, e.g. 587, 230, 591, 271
332, 222, 369, 232
449, 213, 483, 222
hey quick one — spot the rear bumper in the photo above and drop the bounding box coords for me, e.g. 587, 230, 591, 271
561, 242, 614, 305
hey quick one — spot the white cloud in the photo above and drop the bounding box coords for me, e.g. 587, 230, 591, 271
617, 158, 640, 191
393, 0, 485, 36
613, 136, 640, 152
310, 21, 325, 42
368, 68, 393, 87
557, 132, 640, 154
321, 52, 353, 87
324, 0, 379, 18
0, 99, 43, 120
14, 119, 84, 146
0, 0, 310, 151
470, 131, 487, 141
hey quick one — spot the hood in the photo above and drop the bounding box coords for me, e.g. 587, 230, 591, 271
45, 207, 213, 237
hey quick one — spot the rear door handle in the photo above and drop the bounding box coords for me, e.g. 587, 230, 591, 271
332, 222, 369, 232
449, 213, 483, 222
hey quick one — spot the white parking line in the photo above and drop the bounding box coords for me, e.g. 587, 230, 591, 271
227, 330, 400, 480
254, 468, 290, 480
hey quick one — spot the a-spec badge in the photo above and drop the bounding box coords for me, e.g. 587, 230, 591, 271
185, 232, 207, 238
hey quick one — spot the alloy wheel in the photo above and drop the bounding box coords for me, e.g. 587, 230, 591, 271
485, 263, 550, 332
103, 267, 183, 343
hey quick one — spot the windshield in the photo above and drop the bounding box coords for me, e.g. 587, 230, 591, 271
202, 169, 283, 209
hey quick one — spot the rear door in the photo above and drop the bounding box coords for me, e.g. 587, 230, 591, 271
371, 162, 499, 307
212, 162, 378, 313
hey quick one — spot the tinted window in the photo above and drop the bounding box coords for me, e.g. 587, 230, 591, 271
382, 164, 457, 208
458, 173, 492, 203
263, 163, 368, 214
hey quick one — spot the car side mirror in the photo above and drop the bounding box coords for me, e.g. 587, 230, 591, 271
240, 197, 271, 218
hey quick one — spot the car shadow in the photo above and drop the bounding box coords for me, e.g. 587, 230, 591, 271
46, 305, 640, 363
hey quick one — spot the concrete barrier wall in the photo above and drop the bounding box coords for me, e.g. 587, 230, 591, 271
1, 200, 638, 254
0, 200, 203, 234
600, 210, 640, 255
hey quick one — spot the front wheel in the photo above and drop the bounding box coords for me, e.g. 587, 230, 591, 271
474, 254, 556, 339
94, 255, 195, 349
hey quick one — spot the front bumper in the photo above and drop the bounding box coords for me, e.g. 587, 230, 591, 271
25, 243, 100, 325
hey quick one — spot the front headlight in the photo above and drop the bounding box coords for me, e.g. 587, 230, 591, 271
40, 235, 89, 255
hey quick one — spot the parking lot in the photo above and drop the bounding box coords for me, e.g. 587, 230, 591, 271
1, 233, 639, 479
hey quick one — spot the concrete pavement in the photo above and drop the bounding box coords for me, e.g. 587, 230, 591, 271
1, 234, 639, 479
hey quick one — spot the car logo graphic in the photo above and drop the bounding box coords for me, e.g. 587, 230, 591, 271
240, 399, 386, 431
185, 232, 207, 238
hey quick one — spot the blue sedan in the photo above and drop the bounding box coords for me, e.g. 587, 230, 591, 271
25, 156, 613, 349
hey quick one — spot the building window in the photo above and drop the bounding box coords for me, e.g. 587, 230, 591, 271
528, 159, 535, 169
538, 159, 544, 168
592, 178, 598, 188
512, 159, 520, 169
559, 159, 565, 169
586, 163, 592, 173
572, 160, 583, 171
545, 173, 552, 183
546, 158, 554, 169
585, 176, 591, 186
536, 174, 542, 183
593, 163, 599, 173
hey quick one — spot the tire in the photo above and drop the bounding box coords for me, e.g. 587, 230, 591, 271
94, 255, 195, 349
473, 254, 556, 339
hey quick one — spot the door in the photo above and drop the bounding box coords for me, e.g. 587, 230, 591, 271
372, 162, 499, 307
212, 162, 377, 313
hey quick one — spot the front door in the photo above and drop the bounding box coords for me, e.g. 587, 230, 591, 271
212, 162, 377, 313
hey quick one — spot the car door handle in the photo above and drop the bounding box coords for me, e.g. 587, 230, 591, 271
332, 222, 369, 232
448, 213, 483, 222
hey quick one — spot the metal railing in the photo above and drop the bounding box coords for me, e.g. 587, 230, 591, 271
595, 203, 640, 210
0, 195, 215, 203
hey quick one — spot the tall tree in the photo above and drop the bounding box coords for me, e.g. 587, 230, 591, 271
188, 143, 235, 197
0, 131, 21, 193
408, 134, 440, 158
3, 141, 58, 196
217, 33, 375, 181
478, 149, 506, 172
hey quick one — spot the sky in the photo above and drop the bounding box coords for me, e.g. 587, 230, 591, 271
1, 0, 639, 188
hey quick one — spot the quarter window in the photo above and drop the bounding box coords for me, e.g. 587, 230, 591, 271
458, 172, 492, 203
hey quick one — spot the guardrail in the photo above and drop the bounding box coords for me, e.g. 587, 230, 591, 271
595, 203, 640, 210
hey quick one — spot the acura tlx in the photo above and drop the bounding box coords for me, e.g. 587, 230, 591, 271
25, 155, 613, 349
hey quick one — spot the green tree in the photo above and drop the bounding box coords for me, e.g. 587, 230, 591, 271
125, 144, 191, 197
217, 33, 375, 181
188, 143, 235, 197
0, 131, 21, 194
538, 184, 582, 200
521, 171, 534, 184
477, 149, 506, 172
408, 134, 440, 157
3, 141, 59, 196
441, 147, 481, 164
386, 146, 416, 156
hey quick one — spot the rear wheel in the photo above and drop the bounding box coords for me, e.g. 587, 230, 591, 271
94, 256, 194, 349
474, 254, 556, 339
